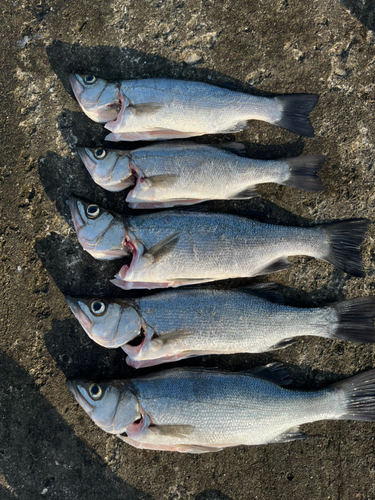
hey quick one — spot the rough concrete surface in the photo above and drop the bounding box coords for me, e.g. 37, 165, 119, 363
1, 0, 375, 498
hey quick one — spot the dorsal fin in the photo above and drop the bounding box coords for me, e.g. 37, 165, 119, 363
237, 283, 286, 304
245, 362, 293, 386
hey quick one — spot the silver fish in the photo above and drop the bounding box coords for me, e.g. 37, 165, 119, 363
67, 365, 375, 453
70, 74, 318, 141
78, 142, 326, 209
68, 196, 369, 289
65, 288, 375, 369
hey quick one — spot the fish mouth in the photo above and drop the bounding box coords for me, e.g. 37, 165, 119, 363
69, 195, 86, 233
77, 147, 96, 172
69, 74, 84, 100
65, 296, 93, 333
67, 378, 94, 414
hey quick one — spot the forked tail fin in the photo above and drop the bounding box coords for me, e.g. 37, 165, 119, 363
334, 370, 375, 421
328, 297, 375, 343
275, 94, 319, 137
320, 218, 370, 277
282, 155, 326, 192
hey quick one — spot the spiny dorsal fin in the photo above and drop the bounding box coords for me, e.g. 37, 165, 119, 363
144, 233, 180, 263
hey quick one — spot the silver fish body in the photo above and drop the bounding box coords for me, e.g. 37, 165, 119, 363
68, 197, 368, 288
111, 211, 368, 289
70, 75, 318, 141
78, 142, 325, 208
67, 366, 375, 453
65, 290, 375, 369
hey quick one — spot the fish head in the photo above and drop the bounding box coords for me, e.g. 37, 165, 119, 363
77, 147, 134, 192
65, 296, 142, 348
67, 378, 139, 434
69, 196, 129, 260
69, 74, 121, 123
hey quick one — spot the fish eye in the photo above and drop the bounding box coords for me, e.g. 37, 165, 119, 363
88, 383, 102, 400
90, 300, 106, 315
83, 75, 97, 85
94, 148, 107, 160
86, 204, 101, 219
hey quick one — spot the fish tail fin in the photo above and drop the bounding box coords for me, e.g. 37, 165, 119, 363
319, 218, 370, 277
274, 94, 319, 138
334, 370, 375, 421
328, 297, 375, 343
281, 155, 326, 192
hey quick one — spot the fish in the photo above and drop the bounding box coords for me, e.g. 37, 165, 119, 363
78, 142, 326, 209
67, 365, 375, 453
70, 74, 319, 141
68, 196, 369, 287
65, 287, 375, 369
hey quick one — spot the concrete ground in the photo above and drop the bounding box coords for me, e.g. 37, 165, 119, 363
1, 0, 375, 498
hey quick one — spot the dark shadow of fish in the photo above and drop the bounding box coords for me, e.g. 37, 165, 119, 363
0, 350, 153, 500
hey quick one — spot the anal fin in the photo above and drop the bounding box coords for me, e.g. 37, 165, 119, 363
268, 338, 299, 350
268, 426, 307, 444
229, 187, 259, 199
255, 258, 292, 276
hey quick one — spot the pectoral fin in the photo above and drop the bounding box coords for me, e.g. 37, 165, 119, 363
144, 174, 179, 188
128, 103, 164, 115
148, 425, 194, 438
144, 233, 180, 263
153, 329, 194, 347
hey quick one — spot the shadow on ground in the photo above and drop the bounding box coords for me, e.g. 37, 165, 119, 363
340, 0, 375, 31
46, 40, 288, 99
0, 350, 153, 500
